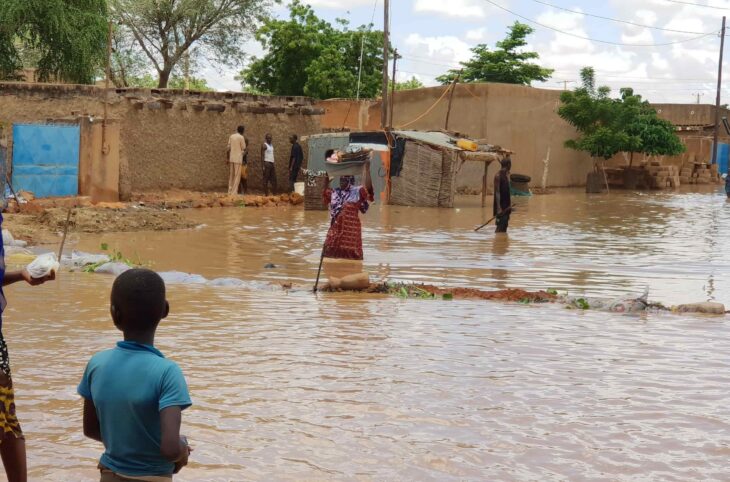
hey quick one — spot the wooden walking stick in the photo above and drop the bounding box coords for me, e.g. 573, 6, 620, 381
313, 242, 327, 293
475, 205, 514, 232
313, 216, 335, 293
57, 207, 73, 261
5, 175, 20, 211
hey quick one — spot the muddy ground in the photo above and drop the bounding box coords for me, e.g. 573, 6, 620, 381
4, 207, 196, 246
2, 189, 306, 245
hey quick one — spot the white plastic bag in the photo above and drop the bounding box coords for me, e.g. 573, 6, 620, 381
26, 253, 60, 279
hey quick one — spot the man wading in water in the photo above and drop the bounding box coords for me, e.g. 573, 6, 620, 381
493, 157, 512, 234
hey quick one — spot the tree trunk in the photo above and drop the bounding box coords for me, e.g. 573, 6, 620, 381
158, 69, 171, 88
629, 152, 634, 167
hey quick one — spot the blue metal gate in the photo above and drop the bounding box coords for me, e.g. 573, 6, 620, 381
717, 143, 730, 175
12, 124, 79, 198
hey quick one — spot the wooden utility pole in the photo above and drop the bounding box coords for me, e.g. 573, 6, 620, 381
102, 20, 113, 152
693, 92, 704, 104
444, 70, 462, 131
389, 49, 398, 130
558, 80, 575, 91
712, 16, 726, 165
184, 52, 190, 92
381, 0, 390, 129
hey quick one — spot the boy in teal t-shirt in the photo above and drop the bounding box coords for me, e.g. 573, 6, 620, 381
78, 269, 192, 479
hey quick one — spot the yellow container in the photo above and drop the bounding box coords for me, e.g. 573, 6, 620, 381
457, 139, 478, 152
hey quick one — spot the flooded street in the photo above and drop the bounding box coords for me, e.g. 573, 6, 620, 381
3, 187, 730, 480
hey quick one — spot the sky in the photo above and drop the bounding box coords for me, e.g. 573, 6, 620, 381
201, 0, 730, 104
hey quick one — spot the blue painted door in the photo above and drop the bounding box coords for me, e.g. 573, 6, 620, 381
12, 124, 79, 197
718, 143, 730, 175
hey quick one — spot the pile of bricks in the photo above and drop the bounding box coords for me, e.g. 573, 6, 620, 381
643, 160, 681, 189
679, 163, 722, 185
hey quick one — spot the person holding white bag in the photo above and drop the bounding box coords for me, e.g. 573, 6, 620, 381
0, 214, 54, 482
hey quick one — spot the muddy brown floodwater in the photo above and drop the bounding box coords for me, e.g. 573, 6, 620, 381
3, 187, 730, 481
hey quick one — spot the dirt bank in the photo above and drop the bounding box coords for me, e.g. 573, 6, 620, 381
130, 189, 304, 209
1, 189, 306, 244
328, 282, 558, 303
4, 207, 196, 246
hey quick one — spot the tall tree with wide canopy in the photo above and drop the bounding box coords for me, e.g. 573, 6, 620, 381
0, 0, 108, 84
437, 22, 553, 86
242, 1, 386, 99
111, 0, 274, 88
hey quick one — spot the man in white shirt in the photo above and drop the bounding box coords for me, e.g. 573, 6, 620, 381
226, 126, 246, 195
260, 133, 277, 195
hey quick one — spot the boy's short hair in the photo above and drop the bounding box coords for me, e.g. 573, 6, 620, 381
237, 125, 245, 134
290, 134, 298, 141
111, 269, 167, 331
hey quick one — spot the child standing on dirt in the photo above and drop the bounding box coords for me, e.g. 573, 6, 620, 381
78, 269, 192, 480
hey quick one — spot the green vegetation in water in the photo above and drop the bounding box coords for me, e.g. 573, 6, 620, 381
442, 293, 454, 301
547, 288, 558, 295
82, 243, 146, 273
388, 283, 436, 300
575, 298, 590, 310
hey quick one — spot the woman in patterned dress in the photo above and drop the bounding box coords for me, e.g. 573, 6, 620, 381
0, 214, 55, 482
322, 160, 374, 261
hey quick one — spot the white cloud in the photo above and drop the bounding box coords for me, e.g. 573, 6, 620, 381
413, 0, 486, 19
620, 28, 655, 45
536, 10, 594, 54
635, 10, 657, 26
404, 33, 472, 62
651, 53, 669, 71
466, 28, 486, 41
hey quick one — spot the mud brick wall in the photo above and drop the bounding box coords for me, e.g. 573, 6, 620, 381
0, 83, 323, 199
119, 90, 322, 196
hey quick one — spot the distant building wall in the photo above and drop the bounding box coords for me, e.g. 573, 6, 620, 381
316, 89, 730, 189
317, 99, 380, 131
0, 83, 323, 199
652, 104, 730, 127
317, 84, 595, 189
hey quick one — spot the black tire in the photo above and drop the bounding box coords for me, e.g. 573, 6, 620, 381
510, 173, 531, 183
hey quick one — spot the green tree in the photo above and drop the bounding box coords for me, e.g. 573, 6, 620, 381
389, 76, 424, 91
126, 73, 213, 91
111, 0, 274, 88
437, 22, 553, 86
242, 1, 386, 99
0, 0, 107, 84
109, 24, 149, 88
559, 67, 685, 163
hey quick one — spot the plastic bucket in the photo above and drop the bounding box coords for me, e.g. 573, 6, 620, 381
294, 182, 305, 195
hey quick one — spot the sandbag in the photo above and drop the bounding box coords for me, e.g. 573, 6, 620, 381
2, 230, 27, 248
64, 251, 111, 269
26, 253, 60, 279
675, 302, 726, 315
329, 272, 370, 291
159, 271, 208, 285
94, 262, 131, 276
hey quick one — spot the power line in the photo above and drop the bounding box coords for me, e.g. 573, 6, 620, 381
356, 0, 380, 99
530, 0, 713, 35
480, 0, 718, 46
662, 0, 729, 10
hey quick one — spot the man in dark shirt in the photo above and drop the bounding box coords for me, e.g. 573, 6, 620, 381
493, 157, 512, 233
288, 134, 304, 193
